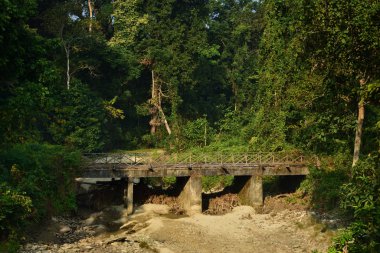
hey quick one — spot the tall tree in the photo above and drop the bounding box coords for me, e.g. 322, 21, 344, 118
307, 0, 380, 165
208, 0, 263, 111
0, 0, 37, 87
112, 0, 211, 137
254, 0, 379, 156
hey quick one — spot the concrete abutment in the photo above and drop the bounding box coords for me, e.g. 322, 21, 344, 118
177, 175, 202, 215
233, 175, 263, 207
123, 177, 134, 215
123, 174, 264, 215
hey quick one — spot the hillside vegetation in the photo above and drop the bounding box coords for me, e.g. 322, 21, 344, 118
0, 0, 379, 252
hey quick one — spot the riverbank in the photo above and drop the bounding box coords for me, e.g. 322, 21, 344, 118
20, 202, 337, 253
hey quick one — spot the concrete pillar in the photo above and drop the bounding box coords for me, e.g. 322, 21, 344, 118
123, 177, 134, 215
177, 175, 202, 215
235, 175, 263, 207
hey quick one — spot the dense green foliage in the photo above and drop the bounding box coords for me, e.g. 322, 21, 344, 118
0, 184, 32, 252
0, 0, 379, 251
2, 0, 376, 153
330, 157, 380, 253
202, 175, 234, 192
0, 144, 81, 251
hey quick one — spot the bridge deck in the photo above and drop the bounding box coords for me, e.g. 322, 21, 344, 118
82, 152, 312, 178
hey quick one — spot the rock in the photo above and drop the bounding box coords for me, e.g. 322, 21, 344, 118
84, 212, 103, 226
120, 220, 138, 231
105, 235, 131, 244
132, 222, 148, 232
59, 225, 71, 233
31, 244, 39, 250
61, 243, 72, 249
113, 216, 128, 225
94, 224, 107, 234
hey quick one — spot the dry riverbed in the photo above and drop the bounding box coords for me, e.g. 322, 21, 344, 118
20, 202, 337, 253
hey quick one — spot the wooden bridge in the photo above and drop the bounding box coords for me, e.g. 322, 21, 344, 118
80, 152, 315, 215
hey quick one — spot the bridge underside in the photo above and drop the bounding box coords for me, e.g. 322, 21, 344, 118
80, 164, 308, 215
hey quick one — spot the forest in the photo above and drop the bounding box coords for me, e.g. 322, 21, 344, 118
0, 0, 379, 252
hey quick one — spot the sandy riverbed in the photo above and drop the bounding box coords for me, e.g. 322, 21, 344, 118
21, 203, 336, 253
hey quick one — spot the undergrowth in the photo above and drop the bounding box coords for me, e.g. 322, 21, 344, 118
0, 143, 82, 252
328, 156, 380, 253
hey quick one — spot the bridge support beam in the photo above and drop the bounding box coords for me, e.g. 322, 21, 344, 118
177, 175, 202, 215
234, 175, 263, 208
123, 177, 134, 215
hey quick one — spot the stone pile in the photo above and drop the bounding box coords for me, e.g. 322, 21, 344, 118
21, 235, 158, 253
20, 206, 160, 253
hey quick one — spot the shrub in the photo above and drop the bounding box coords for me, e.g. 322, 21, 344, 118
300, 165, 349, 211
202, 176, 234, 192
0, 183, 32, 242
331, 157, 380, 253
48, 83, 107, 152
162, 177, 176, 189
181, 118, 215, 149
0, 143, 82, 250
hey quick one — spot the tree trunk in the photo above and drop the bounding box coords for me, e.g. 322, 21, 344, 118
157, 105, 172, 135
60, 25, 70, 90
88, 0, 93, 32
149, 70, 172, 135
232, 80, 238, 111
64, 44, 70, 90
352, 78, 367, 167
352, 99, 365, 167
150, 70, 159, 134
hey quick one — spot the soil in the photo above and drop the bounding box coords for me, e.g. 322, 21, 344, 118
20, 199, 337, 253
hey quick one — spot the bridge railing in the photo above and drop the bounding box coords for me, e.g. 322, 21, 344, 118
83, 152, 312, 169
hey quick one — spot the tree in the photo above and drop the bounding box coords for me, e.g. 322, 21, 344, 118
112, 0, 211, 137
208, 0, 263, 111
251, 0, 321, 151
253, 0, 379, 156
0, 0, 37, 87
41, 1, 107, 90
307, 0, 380, 165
